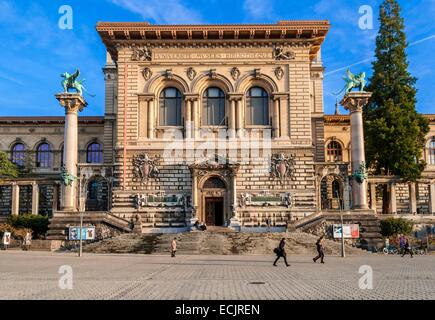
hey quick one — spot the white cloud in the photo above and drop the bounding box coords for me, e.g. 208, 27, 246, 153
243, 0, 275, 20
109, 0, 203, 24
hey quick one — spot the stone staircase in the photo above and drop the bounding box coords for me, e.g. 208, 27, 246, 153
47, 212, 132, 240
292, 211, 384, 251
80, 230, 368, 256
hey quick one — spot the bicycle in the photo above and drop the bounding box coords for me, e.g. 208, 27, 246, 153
382, 245, 398, 255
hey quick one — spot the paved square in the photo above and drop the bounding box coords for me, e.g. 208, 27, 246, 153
0, 251, 434, 300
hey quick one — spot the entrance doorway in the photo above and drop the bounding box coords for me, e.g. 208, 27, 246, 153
205, 197, 224, 226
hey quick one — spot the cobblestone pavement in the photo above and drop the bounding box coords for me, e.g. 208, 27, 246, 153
0, 251, 434, 300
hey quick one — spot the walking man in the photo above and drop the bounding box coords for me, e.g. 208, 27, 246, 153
23, 231, 32, 251
273, 238, 290, 267
401, 238, 413, 258
313, 235, 325, 263
265, 218, 271, 233
399, 235, 405, 255
171, 237, 177, 257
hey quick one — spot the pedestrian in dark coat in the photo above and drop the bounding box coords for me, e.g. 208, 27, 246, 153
401, 238, 413, 258
313, 235, 325, 263
273, 238, 290, 267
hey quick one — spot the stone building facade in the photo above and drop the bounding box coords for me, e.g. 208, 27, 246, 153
0, 21, 434, 237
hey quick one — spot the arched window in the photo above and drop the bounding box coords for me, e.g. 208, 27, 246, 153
203, 176, 226, 189
246, 87, 269, 125
86, 142, 103, 163
159, 87, 182, 126
429, 138, 435, 165
202, 87, 225, 126
11, 143, 25, 166
36, 143, 52, 168
326, 141, 343, 162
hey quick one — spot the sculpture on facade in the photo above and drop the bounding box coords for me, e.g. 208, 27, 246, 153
142, 67, 153, 81
230, 67, 241, 80
60, 69, 95, 97
283, 192, 294, 208
60, 166, 77, 186
131, 46, 152, 61
334, 69, 366, 95
273, 47, 295, 60
187, 67, 197, 80
274, 66, 284, 80
132, 154, 160, 184
352, 162, 368, 184
270, 153, 296, 181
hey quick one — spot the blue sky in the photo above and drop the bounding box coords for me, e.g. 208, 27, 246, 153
0, 0, 433, 116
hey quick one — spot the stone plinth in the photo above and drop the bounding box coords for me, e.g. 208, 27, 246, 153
340, 91, 372, 210
55, 93, 87, 212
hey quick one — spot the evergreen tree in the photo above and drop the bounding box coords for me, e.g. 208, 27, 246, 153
364, 0, 429, 213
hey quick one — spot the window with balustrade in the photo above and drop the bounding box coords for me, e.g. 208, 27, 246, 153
326, 141, 343, 162
159, 87, 182, 126
246, 87, 269, 126
202, 87, 226, 126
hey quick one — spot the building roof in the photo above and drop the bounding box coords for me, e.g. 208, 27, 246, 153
324, 114, 435, 124
0, 116, 104, 125
96, 20, 330, 61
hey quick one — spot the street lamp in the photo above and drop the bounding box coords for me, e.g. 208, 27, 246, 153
336, 189, 345, 258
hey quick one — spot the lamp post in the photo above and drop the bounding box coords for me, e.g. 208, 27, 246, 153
336, 189, 345, 258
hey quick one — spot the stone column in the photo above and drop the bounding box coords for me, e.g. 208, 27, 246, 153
409, 182, 417, 215
389, 182, 397, 214
56, 93, 87, 212
147, 98, 155, 139
185, 99, 192, 139
236, 98, 243, 138
31, 183, 39, 215
192, 98, 199, 139
52, 184, 59, 212
340, 92, 372, 210
229, 98, 236, 138
272, 98, 280, 138
369, 182, 377, 212
190, 172, 198, 227
11, 183, 19, 215
279, 98, 289, 138
429, 183, 435, 215
229, 170, 241, 231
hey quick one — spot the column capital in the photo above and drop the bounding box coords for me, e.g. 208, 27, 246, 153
55, 93, 87, 113
340, 91, 372, 113
228, 93, 243, 101
184, 93, 200, 102
137, 93, 155, 101
271, 92, 289, 101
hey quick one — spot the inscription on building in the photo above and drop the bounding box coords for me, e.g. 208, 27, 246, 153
153, 51, 274, 61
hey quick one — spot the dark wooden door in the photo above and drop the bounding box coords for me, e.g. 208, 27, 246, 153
205, 197, 224, 226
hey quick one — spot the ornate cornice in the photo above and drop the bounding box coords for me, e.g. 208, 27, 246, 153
97, 20, 330, 62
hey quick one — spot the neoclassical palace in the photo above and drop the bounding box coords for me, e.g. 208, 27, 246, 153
0, 21, 434, 239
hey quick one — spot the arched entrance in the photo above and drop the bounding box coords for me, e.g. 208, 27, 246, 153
201, 176, 227, 226
85, 176, 108, 211
320, 175, 344, 210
